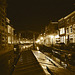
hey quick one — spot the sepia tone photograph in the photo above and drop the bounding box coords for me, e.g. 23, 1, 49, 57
0, 0, 75, 75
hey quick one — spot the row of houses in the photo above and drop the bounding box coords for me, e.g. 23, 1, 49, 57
58, 11, 75, 44
36, 11, 75, 46
0, 0, 20, 55
0, 16, 16, 55
0, 1, 19, 74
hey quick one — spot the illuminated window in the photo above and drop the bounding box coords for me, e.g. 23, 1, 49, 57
8, 25, 11, 33
8, 36, 11, 44
60, 28, 65, 34
60, 36, 65, 43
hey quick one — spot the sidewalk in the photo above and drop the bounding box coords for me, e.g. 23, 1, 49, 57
13, 50, 45, 75
32, 50, 74, 75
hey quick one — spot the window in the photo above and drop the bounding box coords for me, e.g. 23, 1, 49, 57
8, 25, 11, 33
69, 25, 72, 33
8, 36, 11, 44
66, 27, 69, 33
60, 28, 65, 35
60, 36, 65, 43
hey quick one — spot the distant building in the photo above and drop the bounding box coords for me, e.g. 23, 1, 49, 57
44, 21, 58, 45
14, 33, 19, 44
0, 0, 7, 53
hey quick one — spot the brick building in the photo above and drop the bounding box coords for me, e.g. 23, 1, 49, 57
58, 18, 66, 43
0, 0, 7, 54
64, 11, 75, 44
58, 11, 75, 44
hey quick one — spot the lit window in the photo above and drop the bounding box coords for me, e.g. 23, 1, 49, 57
60, 28, 65, 34
8, 25, 11, 33
60, 36, 65, 43
8, 36, 11, 44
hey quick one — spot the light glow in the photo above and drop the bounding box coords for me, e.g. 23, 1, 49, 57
36, 39, 40, 43
37, 47, 39, 50
40, 37, 43, 40
60, 28, 65, 35
50, 35, 54, 39
55, 35, 59, 38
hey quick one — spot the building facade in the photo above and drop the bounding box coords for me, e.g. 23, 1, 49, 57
0, 0, 7, 54
58, 11, 75, 44
58, 18, 66, 43
6, 18, 14, 51
44, 21, 58, 45
64, 11, 75, 44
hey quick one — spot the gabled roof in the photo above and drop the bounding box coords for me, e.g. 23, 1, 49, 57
64, 11, 75, 19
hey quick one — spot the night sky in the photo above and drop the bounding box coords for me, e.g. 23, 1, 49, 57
7, 0, 75, 32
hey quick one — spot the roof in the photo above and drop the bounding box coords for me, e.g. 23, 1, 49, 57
64, 11, 75, 19
58, 18, 64, 22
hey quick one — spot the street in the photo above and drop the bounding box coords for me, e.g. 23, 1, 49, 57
32, 50, 74, 75
0, 0, 75, 75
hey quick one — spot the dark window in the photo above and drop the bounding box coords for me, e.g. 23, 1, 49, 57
67, 28, 69, 33
70, 26, 72, 33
